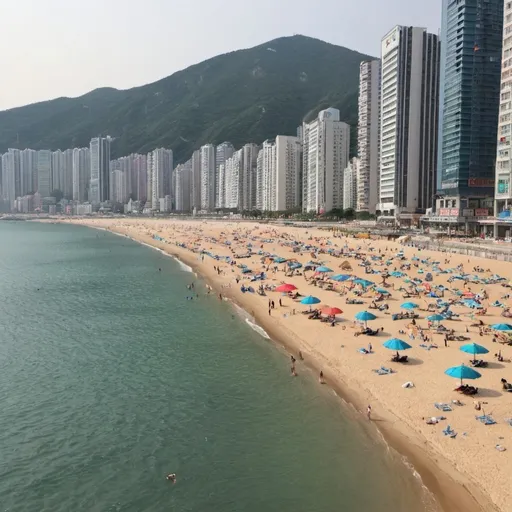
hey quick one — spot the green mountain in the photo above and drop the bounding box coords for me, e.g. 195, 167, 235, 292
0, 35, 374, 162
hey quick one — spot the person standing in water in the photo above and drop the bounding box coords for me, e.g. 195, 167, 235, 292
367, 405, 372, 421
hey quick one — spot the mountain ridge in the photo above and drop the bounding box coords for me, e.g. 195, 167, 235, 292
0, 35, 375, 162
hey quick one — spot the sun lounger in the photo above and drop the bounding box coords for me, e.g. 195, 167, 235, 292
475, 415, 496, 425
435, 403, 452, 412
373, 366, 394, 375
442, 425, 457, 438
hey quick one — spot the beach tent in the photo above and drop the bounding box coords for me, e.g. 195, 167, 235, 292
340, 261, 353, 271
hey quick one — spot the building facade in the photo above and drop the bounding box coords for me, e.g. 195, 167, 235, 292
302, 108, 350, 213
37, 150, 53, 198
357, 60, 380, 214
437, 0, 503, 225
378, 26, 440, 223
200, 144, 216, 210
215, 142, 234, 208
89, 136, 111, 205
72, 147, 91, 202
343, 157, 359, 211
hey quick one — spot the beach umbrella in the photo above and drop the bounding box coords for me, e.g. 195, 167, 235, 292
316, 266, 333, 273
400, 302, 419, 310
491, 323, 512, 331
275, 283, 297, 293
427, 314, 444, 322
355, 310, 376, 327
376, 287, 390, 295
464, 299, 482, 309
300, 295, 321, 311
383, 338, 412, 357
352, 278, 374, 288
390, 271, 405, 277
330, 274, 352, 282
460, 343, 489, 362
321, 306, 343, 316
444, 364, 482, 386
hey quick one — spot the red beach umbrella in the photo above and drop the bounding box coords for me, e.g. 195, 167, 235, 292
321, 306, 343, 316
275, 283, 297, 293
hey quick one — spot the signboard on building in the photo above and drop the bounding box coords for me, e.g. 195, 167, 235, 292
439, 209, 459, 217
382, 26, 400, 56
475, 208, 489, 217
468, 178, 495, 188
441, 181, 458, 190
462, 209, 474, 217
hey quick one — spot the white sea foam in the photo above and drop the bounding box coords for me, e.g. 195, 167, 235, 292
245, 318, 271, 339
174, 258, 193, 273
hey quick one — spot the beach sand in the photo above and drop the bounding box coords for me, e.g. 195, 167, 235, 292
59, 217, 512, 512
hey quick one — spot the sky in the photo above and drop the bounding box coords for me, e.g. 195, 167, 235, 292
0, 0, 441, 111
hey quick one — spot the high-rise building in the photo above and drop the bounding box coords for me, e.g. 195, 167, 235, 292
215, 142, 234, 208
148, 148, 173, 210
495, 0, 512, 217
260, 140, 276, 211
175, 160, 192, 212
89, 136, 112, 205
2, 149, 21, 209
224, 149, 243, 209
302, 108, 350, 213
62, 149, 74, 199
200, 144, 216, 210
344, 158, 359, 211
190, 150, 201, 211
378, 26, 440, 223
256, 149, 264, 211
437, 0, 503, 225
357, 60, 380, 214
240, 143, 259, 211
20, 149, 37, 196
37, 150, 52, 198
72, 147, 90, 202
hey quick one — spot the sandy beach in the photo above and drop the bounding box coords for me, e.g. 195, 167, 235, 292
57, 217, 512, 512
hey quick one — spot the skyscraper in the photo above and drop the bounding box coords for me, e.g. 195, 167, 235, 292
175, 160, 191, 212
89, 136, 112, 205
437, 0, 503, 224
72, 147, 90, 202
357, 60, 380, 214
343, 158, 359, 211
495, 0, 512, 217
302, 108, 350, 213
190, 150, 201, 211
37, 150, 52, 198
215, 142, 234, 208
240, 143, 259, 211
148, 148, 173, 210
378, 26, 440, 224
200, 144, 216, 210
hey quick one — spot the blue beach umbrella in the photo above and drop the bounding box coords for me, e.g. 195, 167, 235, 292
444, 364, 482, 385
376, 287, 390, 295
352, 278, 374, 288
464, 299, 482, 309
460, 343, 489, 362
427, 314, 444, 322
300, 295, 321, 311
330, 274, 352, 282
390, 271, 405, 277
401, 302, 419, 310
491, 323, 512, 331
383, 338, 412, 352
316, 266, 333, 273
355, 310, 376, 327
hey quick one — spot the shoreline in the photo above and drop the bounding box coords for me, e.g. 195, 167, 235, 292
53, 219, 500, 512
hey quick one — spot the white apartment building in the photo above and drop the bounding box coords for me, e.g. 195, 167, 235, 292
200, 144, 216, 210
89, 136, 111, 205
37, 150, 52, 198
190, 150, 201, 210
357, 60, 380, 213
215, 142, 234, 208
260, 140, 276, 211
224, 149, 243, 209
2, 149, 20, 208
378, 26, 440, 219
175, 161, 192, 212
20, 148, 37, 196
302, 108, 350, 213
148, 148, 173, 210
241, 143, 259, 210
256, 149, 264, 211
343, 157, 359, 210
72, 147, 90, 202
495, 0, 512, 214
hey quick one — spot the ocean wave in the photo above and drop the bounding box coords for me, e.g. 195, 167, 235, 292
174, 258, 193, 273
245, 318, 271, 339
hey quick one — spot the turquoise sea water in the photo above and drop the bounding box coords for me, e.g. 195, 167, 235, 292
0, 222, 438, 512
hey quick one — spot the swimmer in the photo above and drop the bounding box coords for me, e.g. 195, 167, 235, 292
166, 473, 176, 483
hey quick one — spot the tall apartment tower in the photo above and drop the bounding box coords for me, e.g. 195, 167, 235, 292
437, 0, 503, 221
215, 142, 234, 208
357, 60, 380, 214
302, 108, 350, 213
148, 148, 173, 210
377, 26, 440, 222
190, 150, 201, 211
241, 143, 259, 211
175, 160, 192, 212
89, 136, 111, 205
72, 147, 91, 202
495, 0, 512, 216
200, 144, 216, 210
37, 150, 53, 198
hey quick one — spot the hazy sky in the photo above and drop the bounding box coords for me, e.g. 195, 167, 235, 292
0, 0, 440, 111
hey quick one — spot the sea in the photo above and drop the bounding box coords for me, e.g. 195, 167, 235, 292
0, 222, 439, 512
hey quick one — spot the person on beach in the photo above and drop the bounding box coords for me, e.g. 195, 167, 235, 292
271, 300, 275, 309
279, 298, 282, 307
268, 307, 271, 316
319, 371, 325, 384
299, 351, 304, 360
367, 405, 372, 420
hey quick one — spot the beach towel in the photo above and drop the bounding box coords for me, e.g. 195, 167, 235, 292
442, 425, 457, 438
475, 415, 496, 425
373, 366, 393, 375
435, 403, 452, 412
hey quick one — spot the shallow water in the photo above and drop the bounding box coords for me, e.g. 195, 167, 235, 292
0, 222, 438, 511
